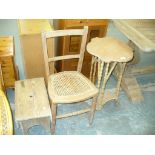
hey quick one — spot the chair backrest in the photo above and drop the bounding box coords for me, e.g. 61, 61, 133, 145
41, 26, 88, 79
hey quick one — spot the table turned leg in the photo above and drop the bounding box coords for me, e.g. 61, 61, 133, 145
90, 56, 98, 84
97, 62, 117, 108
89, 96, 97, 125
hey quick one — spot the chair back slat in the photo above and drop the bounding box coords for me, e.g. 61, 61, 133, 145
41, 26, 88, 80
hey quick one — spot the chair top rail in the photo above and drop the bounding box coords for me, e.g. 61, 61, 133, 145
44, 29, 85, 38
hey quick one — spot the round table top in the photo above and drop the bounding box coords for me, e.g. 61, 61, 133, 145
87, 37, 133, 62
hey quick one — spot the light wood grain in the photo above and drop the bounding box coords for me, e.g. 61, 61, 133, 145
113, 19, 155, 103
48, 54, 80, 62
113, 19, 155, 52
87, 37, 133, 108
15, 78, 51, 121
87, 37, 133, 63
18, 19, 52, 35
41, 27, 98, 134
0, 36, 18, 89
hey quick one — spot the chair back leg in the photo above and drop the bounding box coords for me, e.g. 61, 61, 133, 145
89, 96, 97, 125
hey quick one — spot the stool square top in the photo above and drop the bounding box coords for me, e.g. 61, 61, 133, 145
15, 78, 51, 121
87, 37, 133, 62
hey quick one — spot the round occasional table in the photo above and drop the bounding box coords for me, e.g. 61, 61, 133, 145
87, 37, 133, 109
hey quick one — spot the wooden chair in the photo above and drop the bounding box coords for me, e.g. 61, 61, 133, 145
41, 26, 98, 134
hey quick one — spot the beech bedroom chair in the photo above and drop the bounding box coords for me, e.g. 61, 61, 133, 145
41, 26, 98, 134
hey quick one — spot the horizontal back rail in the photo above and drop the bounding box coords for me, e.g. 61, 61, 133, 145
42, 26, 88, 79
44, 29, 85, 38
48, 54, 80, 62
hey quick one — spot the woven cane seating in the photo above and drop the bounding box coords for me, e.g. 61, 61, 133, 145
48, 71, 98, 103
0, 89, 13, 135
41, 26, 98, 134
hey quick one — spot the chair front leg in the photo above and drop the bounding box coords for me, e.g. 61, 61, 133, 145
51, 102, 57, 134
89, 96, 97, 125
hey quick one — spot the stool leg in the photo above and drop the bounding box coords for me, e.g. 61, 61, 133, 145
115, 62, 126, 103
51, 103, 57, 134
89, 96, 97, 125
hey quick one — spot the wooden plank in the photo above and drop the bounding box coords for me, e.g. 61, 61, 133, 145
18, 19, 52, 35
44, 29, 85, 38
56, 108, 90, 119
0, 36, 17, 89
48, 54, 80, 62
15, 78, 51, 121
126, 65, 155, 76
113, 19, 155, 52
121, 75, 144, 103
114, 64, 144, 103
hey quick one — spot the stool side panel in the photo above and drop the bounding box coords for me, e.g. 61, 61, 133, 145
15, 78, 51, 121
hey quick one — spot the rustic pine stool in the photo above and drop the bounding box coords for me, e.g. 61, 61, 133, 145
15, 78, 51, 134
87, 37, 133, 109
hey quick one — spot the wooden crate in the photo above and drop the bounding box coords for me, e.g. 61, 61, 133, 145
18, 19, 54, 79
0, 36, 17, 89
56, 19, 109, 77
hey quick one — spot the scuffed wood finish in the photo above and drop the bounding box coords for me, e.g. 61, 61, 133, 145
15, 78, 51, 134
18, 19, 52, 35
15, 78, 51, 121
19, 117, 51, 135
56, 108, 90, 119
48, 54, 80, 62
87, 37, 133, 62
113, 19, 155, 52
113, 19, 155, 103
41, 27, 98, 134
0, 36, 18, 89
87, 37, 133, 108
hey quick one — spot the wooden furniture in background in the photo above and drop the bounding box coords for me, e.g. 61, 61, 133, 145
0, 36, 18, 89
41, 26, 98, 134
15, 78, 51, 135
113, 19, 155, 103
0, 89, 13, 135
0, 64, 5, 91
18, 19, 54, 79
87, 37, 133, 109
56, 19, 109, 77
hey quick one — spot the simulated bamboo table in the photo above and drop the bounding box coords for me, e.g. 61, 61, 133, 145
15, 78, 51, 134
87, 37, 133, 109
113, 19, 155, 102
